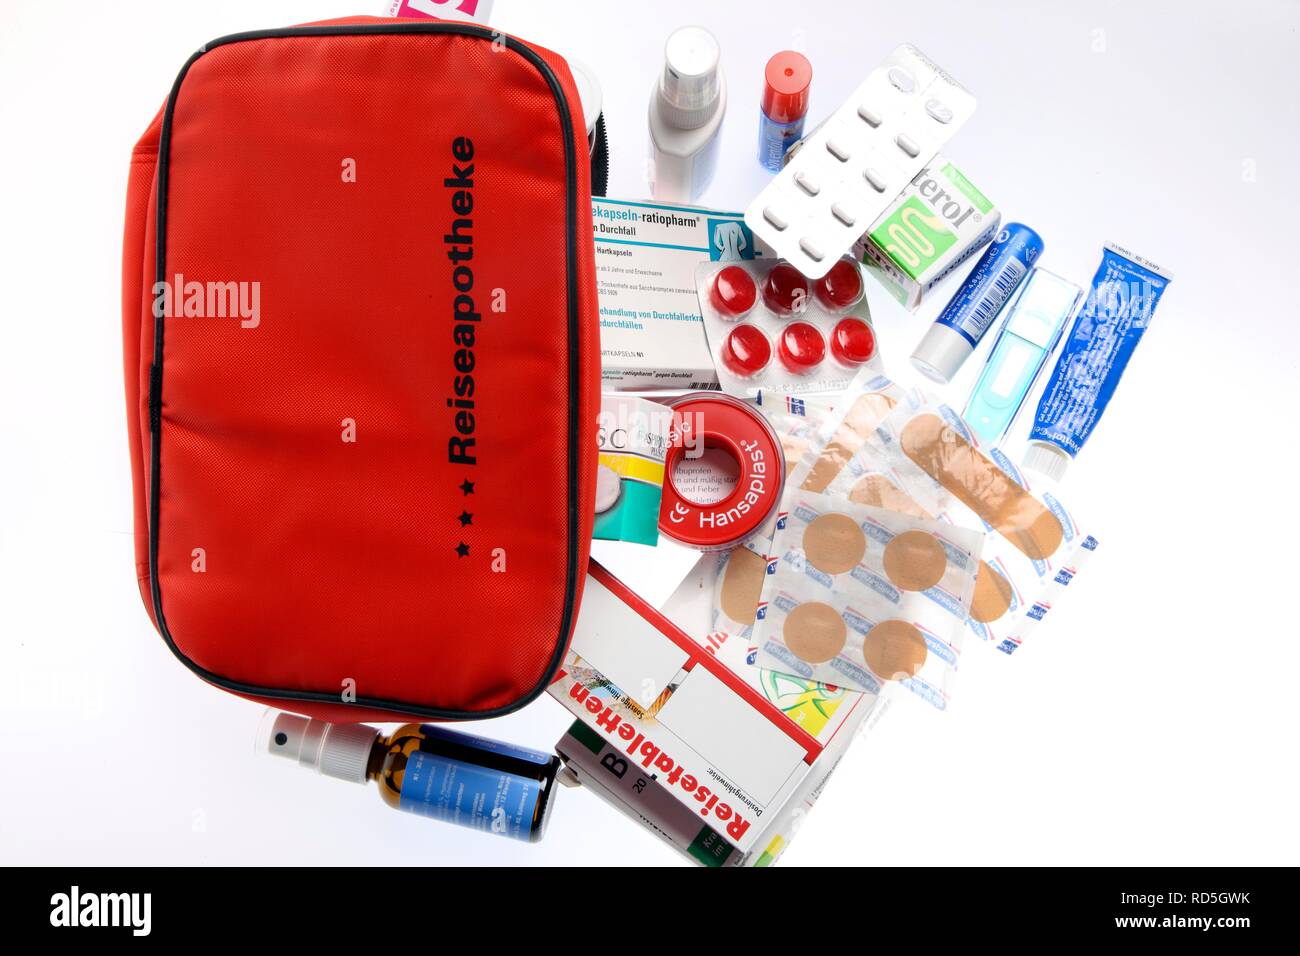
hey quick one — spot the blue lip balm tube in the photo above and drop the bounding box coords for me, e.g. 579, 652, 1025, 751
910, 223, 1044, 384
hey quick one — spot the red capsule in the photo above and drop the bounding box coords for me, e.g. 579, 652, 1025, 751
815, 257, 864, 312
778, 321, 826, 374
829, 317, 876, 366
761, 262, 811, 317
709, 265, 758, 320
721, 324, 772, 378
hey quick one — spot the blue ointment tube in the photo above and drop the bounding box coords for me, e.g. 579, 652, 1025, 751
1022, 243, 1173, 481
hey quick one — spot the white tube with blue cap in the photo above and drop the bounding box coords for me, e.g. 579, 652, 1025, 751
963, 268, 1082, 448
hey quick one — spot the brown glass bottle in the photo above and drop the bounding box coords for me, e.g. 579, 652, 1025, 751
267, 713, 561, 842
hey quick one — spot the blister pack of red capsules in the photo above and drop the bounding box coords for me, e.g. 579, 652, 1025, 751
696, 255, 883, 397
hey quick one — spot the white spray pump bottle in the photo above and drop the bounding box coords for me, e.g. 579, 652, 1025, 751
648, 26, 726, 203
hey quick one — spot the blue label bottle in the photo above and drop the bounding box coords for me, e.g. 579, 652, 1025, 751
266, 713, 562, 842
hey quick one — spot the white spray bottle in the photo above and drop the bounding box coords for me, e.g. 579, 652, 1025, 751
648, 26, 726, 203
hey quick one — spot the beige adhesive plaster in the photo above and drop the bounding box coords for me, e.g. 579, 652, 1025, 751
863, 619, 928, 680
803, 512, 867, 575
784, 601, 848, 663
719, 547, 768, 625
971, 561, 1014, 623
882, 529, 947, 592
900, 414, 1063, 561
801, 393, 898, 492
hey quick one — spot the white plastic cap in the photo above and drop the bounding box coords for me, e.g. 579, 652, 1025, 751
1022, 441, 1071, 482
265, 712, 379, 785
659, 26, 722, 126
910, 323, 972, 384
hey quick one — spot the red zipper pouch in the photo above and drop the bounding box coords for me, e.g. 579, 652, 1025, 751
121, 16, 599, 722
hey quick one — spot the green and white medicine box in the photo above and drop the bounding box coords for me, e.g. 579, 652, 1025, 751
854, 158, 1000, 312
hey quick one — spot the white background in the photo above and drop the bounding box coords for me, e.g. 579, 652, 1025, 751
2, 0, 1298, 866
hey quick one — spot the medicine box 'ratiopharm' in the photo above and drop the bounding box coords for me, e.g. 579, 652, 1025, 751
855, 157, 1000, 311
593, 197, 774, 390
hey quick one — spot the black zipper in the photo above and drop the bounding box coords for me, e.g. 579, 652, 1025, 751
590, 114, 609, 197
148, 22, 584, 720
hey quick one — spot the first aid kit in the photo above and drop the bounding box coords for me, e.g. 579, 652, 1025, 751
121, 8, 1169, 862
122, 17, 600, 722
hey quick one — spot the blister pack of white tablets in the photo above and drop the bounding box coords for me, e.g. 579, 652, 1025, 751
744, 44, 977, 279
696, 256, 883, 397
753, 489, 984, 709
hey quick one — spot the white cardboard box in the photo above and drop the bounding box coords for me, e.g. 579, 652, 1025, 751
548, 562, 874, 855
593, 198, 774, 390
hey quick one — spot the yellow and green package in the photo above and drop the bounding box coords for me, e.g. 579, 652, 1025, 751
594, 395, 670, 546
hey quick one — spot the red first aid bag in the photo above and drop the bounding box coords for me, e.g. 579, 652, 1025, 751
121, 17, 599, 722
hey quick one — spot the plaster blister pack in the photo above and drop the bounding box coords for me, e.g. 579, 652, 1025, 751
834, 390, 1098, 654
753, 490, 983, 709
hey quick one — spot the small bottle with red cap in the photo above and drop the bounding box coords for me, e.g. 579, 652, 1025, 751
758, 51, 812, 173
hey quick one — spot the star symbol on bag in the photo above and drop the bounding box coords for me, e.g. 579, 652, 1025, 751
458, 511, 473, 527
454, 541, 470, 558
460, 479, 475, 495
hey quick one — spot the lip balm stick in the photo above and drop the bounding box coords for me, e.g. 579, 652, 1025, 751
911, 223, 1044, 384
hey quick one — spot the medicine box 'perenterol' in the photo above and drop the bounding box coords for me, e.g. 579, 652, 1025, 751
856, 158, 1000, 311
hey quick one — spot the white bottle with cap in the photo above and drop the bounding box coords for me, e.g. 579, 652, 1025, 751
649, 26, 726, 203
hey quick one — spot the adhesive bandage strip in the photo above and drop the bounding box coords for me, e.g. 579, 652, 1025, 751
787, 373, 905, 494
899, 413, 1063, 561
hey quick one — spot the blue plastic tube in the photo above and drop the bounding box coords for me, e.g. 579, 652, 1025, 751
1022, 243, 1172, 481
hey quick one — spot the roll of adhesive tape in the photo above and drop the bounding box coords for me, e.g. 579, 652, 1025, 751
658, 393, 786, 551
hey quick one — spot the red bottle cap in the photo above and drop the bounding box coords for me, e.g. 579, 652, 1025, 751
761, 51, 813, 124
830, 317, 876, 367
709, 265, 758, 319
761, 262, 810, 317
721, 324, 772, 378
778, 322, 826, 374
815, 257, 864, 312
